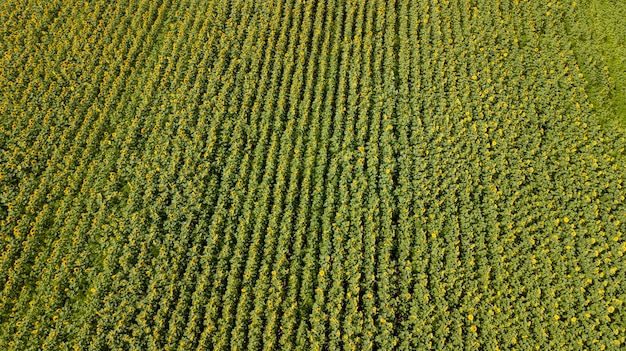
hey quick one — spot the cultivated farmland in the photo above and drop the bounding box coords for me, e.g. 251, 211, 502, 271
1, 0, 625, 350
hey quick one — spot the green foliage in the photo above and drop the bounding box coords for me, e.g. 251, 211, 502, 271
563, 0, 626, 128
0, 0, 625, 350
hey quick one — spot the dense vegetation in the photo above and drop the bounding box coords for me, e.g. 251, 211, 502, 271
566, 0, 626, 127
1, 0, 625, 350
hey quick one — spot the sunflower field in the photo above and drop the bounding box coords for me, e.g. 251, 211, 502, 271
1, 0, 625, 350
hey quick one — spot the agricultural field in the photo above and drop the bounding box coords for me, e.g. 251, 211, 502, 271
565, 0, 626, 127
1, 0, 625, 350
